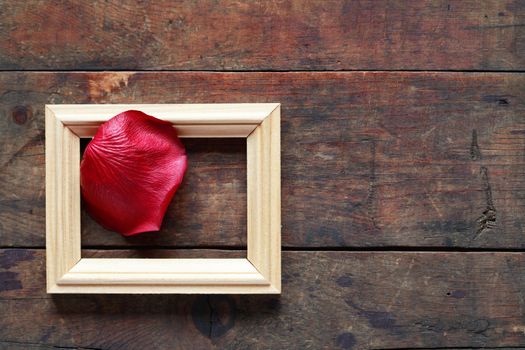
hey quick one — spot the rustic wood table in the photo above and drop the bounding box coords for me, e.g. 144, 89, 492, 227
1, 1, 525, 349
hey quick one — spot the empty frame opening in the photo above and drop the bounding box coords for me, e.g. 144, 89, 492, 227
80, 137, 248, 259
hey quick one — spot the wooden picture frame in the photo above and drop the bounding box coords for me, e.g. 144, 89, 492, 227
45, 103, 281, 294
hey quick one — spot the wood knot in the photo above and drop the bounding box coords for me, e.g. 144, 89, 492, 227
12, 106, 32, 125
336, 275, 353, 287
191, 295, 236, 338
335, 332, 357, 349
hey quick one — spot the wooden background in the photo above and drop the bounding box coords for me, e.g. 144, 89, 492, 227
1, 1, 525, 349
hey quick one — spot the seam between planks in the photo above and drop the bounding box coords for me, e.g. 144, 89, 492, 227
0, 69, 525, 74
4, 246, 525, 253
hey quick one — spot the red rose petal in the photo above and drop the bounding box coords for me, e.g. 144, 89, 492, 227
80, 110, 187, 236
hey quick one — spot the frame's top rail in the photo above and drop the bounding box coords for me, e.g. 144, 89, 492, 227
47, 103, 281, 125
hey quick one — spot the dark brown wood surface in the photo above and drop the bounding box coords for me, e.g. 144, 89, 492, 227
2, 1, 525, 349
3, 249, 525, 349
1, 0, 524, 71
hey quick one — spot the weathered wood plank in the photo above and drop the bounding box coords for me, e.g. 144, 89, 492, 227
1, 1, 524, 70
1, 72, 524, 248
2, 249, 525, 349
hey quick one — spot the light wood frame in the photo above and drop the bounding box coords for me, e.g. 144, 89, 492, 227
45, 103, 281, 294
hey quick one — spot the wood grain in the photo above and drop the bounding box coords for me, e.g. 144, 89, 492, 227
53, 102, 279, 137
1, 1, 524, 71
3, 249, 525, 349
44, 107, 81, 292
56, 258, 273, 294
247, 106, 281, 292
1, 72, 524, 248
2, 2, 524, 348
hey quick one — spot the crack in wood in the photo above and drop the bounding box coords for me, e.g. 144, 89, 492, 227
475, 167, 497, 239
470, 129, 482, 161
0, 340, 103, 350
366, 140, 380, 231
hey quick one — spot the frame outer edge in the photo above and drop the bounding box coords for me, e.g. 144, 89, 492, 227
46, 103, 282, 294
270, 105, 282, 293
45, 105, 58, 292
